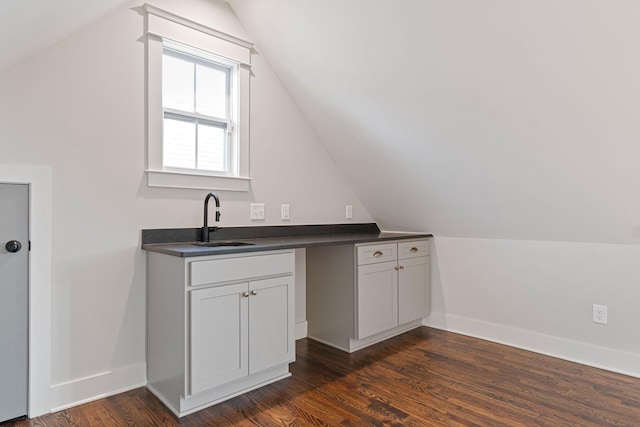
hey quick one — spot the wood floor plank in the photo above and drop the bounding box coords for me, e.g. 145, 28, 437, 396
5, 327, 640, 426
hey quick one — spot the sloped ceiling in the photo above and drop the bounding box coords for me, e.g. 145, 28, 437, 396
0, 0, 128, 72
4, 0, 640, 243
230, 0, 640, 243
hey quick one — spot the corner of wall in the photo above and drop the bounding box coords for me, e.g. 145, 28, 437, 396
423, 313, 640, 379
49, 362, 147, 413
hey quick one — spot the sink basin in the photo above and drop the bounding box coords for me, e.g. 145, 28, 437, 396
193, 241, 256, 247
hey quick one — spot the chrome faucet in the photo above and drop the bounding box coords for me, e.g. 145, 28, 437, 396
202, 192, 221, 242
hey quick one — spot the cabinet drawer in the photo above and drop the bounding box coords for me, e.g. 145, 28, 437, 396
190, 251, 294, 287
357, 243, 397, 265
398, 240, 429, 259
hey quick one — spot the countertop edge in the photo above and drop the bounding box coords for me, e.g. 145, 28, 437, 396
142, 231, 433, 258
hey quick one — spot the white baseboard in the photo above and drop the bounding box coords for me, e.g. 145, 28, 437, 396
295, 320, 308, 340
49, 362, 147, 412
423, 313, 640, 379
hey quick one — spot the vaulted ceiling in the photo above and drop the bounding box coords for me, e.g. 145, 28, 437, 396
0, 0, 128, 72
229, 0, 640, 243
4, 0, 640, 243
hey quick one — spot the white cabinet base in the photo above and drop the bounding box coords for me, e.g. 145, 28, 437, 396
146, 250, 295, 418
148, 364, 290, 418
309, 320, 423, 354
307, 239, 430, 354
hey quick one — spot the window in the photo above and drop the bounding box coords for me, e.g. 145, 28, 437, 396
143, 4, 252, 191
162, 43, 234, 174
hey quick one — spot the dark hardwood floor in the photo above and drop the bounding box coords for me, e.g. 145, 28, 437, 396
5, 327, 640, 426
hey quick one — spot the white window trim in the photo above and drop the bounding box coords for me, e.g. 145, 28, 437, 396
142, 3, 252, 191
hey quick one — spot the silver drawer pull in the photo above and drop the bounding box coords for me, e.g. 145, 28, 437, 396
373, 251, 384, 257
409, 247, 419, 253
242, 292, 250, 298
251, 290, 258, 296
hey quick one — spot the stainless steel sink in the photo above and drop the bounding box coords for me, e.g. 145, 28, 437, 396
193, 241, 256, 247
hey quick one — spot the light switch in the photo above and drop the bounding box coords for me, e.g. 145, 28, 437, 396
281, 204, 290, 220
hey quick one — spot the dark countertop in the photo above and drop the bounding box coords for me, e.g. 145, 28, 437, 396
142, 223, 432, 258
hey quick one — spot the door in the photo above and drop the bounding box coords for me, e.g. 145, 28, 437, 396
398, 256, 430, 325
0, 184, 29, 422
248, 276, 295, 374
356, 260, 398, 339
189, 282, 248, 395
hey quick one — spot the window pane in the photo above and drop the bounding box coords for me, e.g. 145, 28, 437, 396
196, 64, 228, 118
163, 54, 194, 111
164, 118, 196, 169
198, 123, 226, 172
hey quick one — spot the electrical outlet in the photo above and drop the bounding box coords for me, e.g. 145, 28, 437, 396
281, 204, 290, 220
592, 304, 608, 325
346, 205, 353, 219
250, 203, 265, 220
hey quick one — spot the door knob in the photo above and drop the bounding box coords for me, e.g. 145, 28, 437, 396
5, 240, 22, 253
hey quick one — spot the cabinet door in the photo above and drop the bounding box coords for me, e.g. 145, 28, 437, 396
248, 276, 295, 374
190, 283, 248, 395
398, 256, 430, 325
356, 260, 398, 339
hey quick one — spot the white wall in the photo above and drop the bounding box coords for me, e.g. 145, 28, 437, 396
0, 0, 371, 411
0, 0, 128, 73
5, 0, 639, 413
232, 0, 640, 379
426, 237, 640, 376
231, 0, 640, 244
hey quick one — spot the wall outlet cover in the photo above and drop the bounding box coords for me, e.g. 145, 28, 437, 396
251, 203, 265, 220
592, 304, 608, 325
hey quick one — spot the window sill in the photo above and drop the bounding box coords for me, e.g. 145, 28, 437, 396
146, 169, 251, 191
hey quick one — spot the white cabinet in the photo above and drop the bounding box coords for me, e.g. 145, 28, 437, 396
147, 250, 295, 417
307, 239, 430, 353
190, 282, 248, 394
248, 276, 295, 373
398, 256, 430, 324
190, 275, 294, 395
357, 240, 430, 339
356, 260, 398, 339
